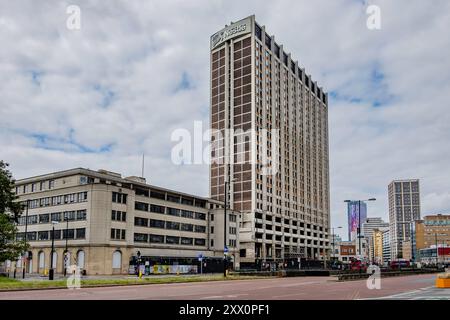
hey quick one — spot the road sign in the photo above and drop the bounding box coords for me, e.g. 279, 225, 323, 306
224, 246, 228, 253
198, 253, 203, 261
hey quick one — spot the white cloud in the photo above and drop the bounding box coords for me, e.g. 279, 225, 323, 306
1, 0, 449, 240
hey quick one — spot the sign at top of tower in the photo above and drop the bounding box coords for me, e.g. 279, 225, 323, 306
210, 17, 252, 50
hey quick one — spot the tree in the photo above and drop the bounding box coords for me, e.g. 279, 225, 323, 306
0, 161, 27, 262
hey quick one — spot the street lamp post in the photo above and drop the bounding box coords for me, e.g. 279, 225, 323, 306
435, 233, 439, 266
49, 221, 59, 280
63, 216, 69, 277
344, 198, 376, 271
223, 178, 236, 278
22, 200, 29, 279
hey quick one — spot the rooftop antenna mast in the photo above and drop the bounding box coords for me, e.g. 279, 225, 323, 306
141, 153, 145, 178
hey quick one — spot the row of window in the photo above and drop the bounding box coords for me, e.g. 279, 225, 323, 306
21, 192, 88, 209
135, 188, 207, 208
133, 233, 206, 246
17, 210, 87, 225
16, 228, 86, 241
16, 180, 55, 195
134, 217, 206, 233
139, 218, 207, 233
254, 33, 326, 103
134, 202, 207, 220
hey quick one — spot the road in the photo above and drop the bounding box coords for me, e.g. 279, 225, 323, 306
0, 274, 448, 300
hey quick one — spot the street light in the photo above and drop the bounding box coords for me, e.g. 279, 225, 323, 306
331, 226, 342, 263
435, 233, 439, 267
344, 198, 376, 264
63, 215, 69, 277
223, 178, 237, 277
22, 200, 29, 279
49, 220, 59, 280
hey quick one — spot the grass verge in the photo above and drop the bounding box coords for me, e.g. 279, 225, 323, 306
0, 274, 269, 291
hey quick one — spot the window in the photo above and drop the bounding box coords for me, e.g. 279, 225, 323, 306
181, 223, 193, 232
210, 239, 214, 247
210, 214, 214, 221
181, 237, 193, 245
112, 210, 126, 221
150, 219, 165, 229
194, 238, 206, 246
150, 191, 166, 200
62, 229, 75, 239
112, 192, 127, 204
38, 251, 45, 270
111, 228, 125, 240
76, 210, 87, 220
166, 236, 179, 245
51, 230, 61, 240
167, 208, 180, 216
181, 198, 193, 206
49, 180, 55, 189
149, 234, 164, 243
134, 233, 148, 243
135, 202, 148, 211
78, 192, 88, 202
76, 228, 85, 239
135, 188, 149, 197
166, 221, 180, 230
195, 225, 206, 233
63, 211, 75, 221
134, 217, 148, 227
112, 251, 122, 269
26, 232, 37, 241
229, 214, 237, 222
195, 200, 206, 208
181, 210, 194, 219
210, 226, 214, 234
167, 194, 180, 203
38, 231, 49, 241
27, 215, 38, 224
150, 205, 165, 214
77, 250, 85, 268
195, 212, 206, 220
51, 212, 61, 222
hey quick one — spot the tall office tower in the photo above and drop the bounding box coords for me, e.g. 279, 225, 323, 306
388, 179, 421, 260
347, 201, 367, 241
209, 16, 330, 268
362, 217, 389, 262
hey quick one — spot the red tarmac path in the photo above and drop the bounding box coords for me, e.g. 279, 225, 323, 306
0, 274, 447, 300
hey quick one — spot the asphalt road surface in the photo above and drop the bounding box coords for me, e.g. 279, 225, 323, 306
1, 274, 449, 300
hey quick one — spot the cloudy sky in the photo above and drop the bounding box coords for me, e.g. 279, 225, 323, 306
1, 0, 449, 239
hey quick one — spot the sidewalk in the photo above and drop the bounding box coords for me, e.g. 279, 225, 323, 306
6, 272, 222, 282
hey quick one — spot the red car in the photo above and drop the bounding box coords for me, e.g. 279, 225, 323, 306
350, 259, 367, 271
